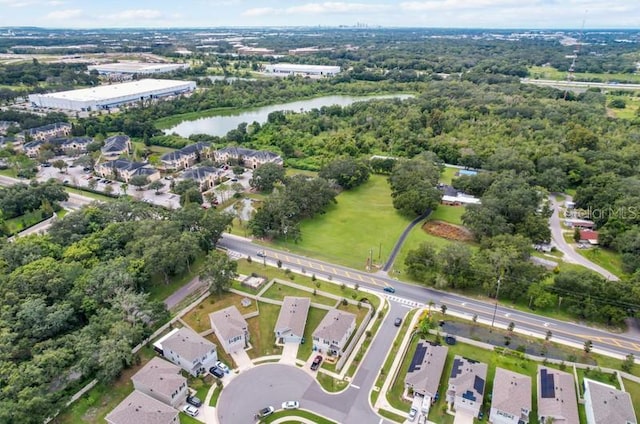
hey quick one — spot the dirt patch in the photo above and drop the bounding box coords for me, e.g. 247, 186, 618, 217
423, 220, 474, 242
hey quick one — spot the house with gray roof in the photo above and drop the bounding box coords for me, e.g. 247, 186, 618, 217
101, 134, 131, 159
404, 341, 448, 404
275, 297, 310, 344
160, 142, 212, 170
16, 122, 71, 143
446, 355, 487, 417
209, 306, 250, 354
584, 378, 637, 424
96, 158, 159, 183
105, 390, 178, 424
214, 146, 283, 169
312, 309, 356, 356
178, 166, 221, 191
490, 368, 532, 424
131, 357, 187, 408
537, 366, 579, 424
159, 327, 217, 376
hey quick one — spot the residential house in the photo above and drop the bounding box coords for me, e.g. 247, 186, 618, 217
579, 229, 599, 245
274, 296, 310, 344
160, 142, 213, 170
131, 357, 187, 408
537, 366, 579, 424
209, 306, 250, 354
105, 390, 178, 424
23, 140, 45, 157
101, 134, 131, 159
583, 378, 637, 424
214, 146, 283, 169
23, 136, 94, 158
15, 122, 71, 143
312, 309, 357, 356
178, 166, 221, 191
156, 327, 218, 376
489, 368, 532, 424
60, 136, 93, 154
439, 184, 480, 206
404, 341, 448, 405
446, 355, 488, 417
96, 159, 159, 183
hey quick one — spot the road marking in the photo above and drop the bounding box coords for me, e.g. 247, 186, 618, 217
351, 384, 360, 389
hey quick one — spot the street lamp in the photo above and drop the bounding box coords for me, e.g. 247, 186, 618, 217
489, 276, 502, 333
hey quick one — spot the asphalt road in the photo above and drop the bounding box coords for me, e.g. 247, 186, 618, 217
549, 195, 619, 281
219, 234, 640, 359
382, 208, 431, 272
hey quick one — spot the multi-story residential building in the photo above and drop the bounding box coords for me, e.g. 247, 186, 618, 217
105, 391, 178, 424
177, 166, 221, 191
312, 309, 356, 356
96, 158, 159, 183
101, 134, 131, 159
131, 357, 187, 408
490, 368, 531, 424
404, 341, 448, 403
274, 297, 310, 344
155, 327, 218, 377
15, 122, 71, 143
214, 146, 283, 169
446, 355, 488, 418
584, 378, 637, 424
537, 366, 579, 424
209, 306, 250, 354
160, 142, 212, 170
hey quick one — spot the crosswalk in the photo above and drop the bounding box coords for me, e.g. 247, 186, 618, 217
386, 295, 423, 309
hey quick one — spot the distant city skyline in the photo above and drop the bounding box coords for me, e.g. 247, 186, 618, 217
0, 0, 638, 29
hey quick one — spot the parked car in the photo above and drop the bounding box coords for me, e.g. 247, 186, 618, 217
41, 162, 51, 167
209, 366, 224, 378
310, 355, 323, 371
215, 360, 230, 374
183, 405, 199, 417
231, 178, 238, 182
256, 250, 267, 258
282, 400, 299, 410
394, 317, 402, 327
478, 411, 484, 420
383, 286, 396, 293
186, 395, 202, 407
408, 407, 418, 422
258, 406, 275, 418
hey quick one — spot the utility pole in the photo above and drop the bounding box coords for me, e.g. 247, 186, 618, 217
369, 248, 373, 270
489, 276, 502, 333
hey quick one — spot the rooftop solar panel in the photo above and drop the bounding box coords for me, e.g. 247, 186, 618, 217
461, 390, 477, 402
473, 376, 485, 395
408, 343, 428, 373
450, 357, 463, 378
540, 368, 555, 399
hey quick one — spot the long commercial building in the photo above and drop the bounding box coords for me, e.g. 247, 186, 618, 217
263, 63, 341, 77
28, 79, 196, 111
87, 62, 188, 75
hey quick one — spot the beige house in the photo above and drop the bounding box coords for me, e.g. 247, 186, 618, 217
537, 366, 579, 424
101, 134, 131, 159
274, 297, 310, 344
404, 341, 448, 402
16, 122, 71, 143
159, 327, 218, 376
446, 355, 487, 417
214, 146, 283, 169
96, 159, 160, 183
160, 142, 213, 170
584, 378, 637, 424
131, 357, 187, 408
106, 390, 178, 424
490, 368, 531, 424
312, 309, 356, 356
209, 306, 250, 354
177, 166, 221, 191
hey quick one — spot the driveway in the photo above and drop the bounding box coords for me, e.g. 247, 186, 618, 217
230, 349, 253, 371
549, 195, 619, 281
280, 342, 299, 366
453, 410, 475, 424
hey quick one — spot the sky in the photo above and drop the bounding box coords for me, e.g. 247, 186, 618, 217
0, 0, 638, 29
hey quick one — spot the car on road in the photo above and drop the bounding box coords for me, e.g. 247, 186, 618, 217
231, 177, 238, 182
394, 317, 402, 327
258, 406, 275, 418
383, 286, 396, 293
186, 395, 202, 407
215, 360, 230, 373
183, 405, 199, 417
209, 366, 225, 378
408, 407, 418, 421
310, 354, 323, 371
282, 400, 299, 410
256, 250, 266, 257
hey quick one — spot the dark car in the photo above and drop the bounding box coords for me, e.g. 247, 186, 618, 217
383, 286, 396, 293
310, 355, 323, 371
186, 395, 202, 407
394, 317, 402, 327
258, 406, 274, 418
478, 411, 484, 420
209, 366, 224, 378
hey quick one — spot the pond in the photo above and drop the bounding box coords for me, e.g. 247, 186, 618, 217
165, 94, 413, 138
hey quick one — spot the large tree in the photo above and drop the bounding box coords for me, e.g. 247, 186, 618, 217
249, 162, 285, 192
388, 153, 442, 217
319, 157, 370, 190
200, 250, 238, 295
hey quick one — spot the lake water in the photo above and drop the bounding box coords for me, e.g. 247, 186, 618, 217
165, 94, 413, 138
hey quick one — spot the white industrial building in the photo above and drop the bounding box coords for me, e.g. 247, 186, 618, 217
28, 79, 196, 112
87, 62, 189, 75
263, 63, 341, 77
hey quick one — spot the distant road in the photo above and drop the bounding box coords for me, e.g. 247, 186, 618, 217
522, 78, 640, 91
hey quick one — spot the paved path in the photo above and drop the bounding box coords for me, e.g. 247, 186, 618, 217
549, 195, 619, 281
382, 209, 431, 272
164, 275, 207, 309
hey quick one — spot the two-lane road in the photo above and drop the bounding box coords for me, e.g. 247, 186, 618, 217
220, 235, 640, 359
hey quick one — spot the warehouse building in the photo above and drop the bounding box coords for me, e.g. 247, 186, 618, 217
263, 63, 341, 77
28, 79, 196, 112
87, 62, 188, 75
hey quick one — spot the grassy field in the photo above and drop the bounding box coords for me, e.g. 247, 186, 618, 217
624, 378, 640, 423
52, 346, 156, 424
246, 302, 283, 359
576, 247, 626, 278
440, 166, 458, 185
262, 409, 338, 424
427, 204, 465, 225
273, 175, 412, 270
297, 307, 329, 361
182, 290, 258, 333
528, 65, 640, 83
316, 372, 349, 392
607, 94, 640, 119
261, 281, 337, 306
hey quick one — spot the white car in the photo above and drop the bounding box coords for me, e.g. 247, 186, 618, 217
216, 360, 230, 373
408, 407, 418, 422
282, 400, 299, 410
183, 405, 199, 417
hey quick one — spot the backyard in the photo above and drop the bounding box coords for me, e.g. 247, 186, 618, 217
261, 281, 337, 307
246, 302, 283, 359
182, 290, 257, 333
297, 307, 330, 361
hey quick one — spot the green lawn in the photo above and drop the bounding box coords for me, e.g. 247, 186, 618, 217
427, 205, 465, 225
378, 409, 406, 423
576, 247, 626, 278
528, 65, 640, 83
64, 186, 116, 202
0, 168, 18, 177
297, 307, 329, 361
209, 385, 221, 407
246, 302, 283, 359
262, 409, 337, 424
5, 208, 48, 234
273, 175, 412, 270
261, 281, 337, 306
179, 413, 201, 424
182, 290, 258, 333
623, 378, 640, 423
575, 367, 620, 395
316, 372, 349, 392
440, 166, 458, 185
607, 95, 640, 120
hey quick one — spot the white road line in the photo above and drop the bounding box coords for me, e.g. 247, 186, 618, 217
351, 384, 360, 389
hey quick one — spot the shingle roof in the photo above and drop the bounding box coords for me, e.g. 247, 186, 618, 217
21, 122, 70, 136
491, 368, 531, 418
584, 379, 637, 424
209, 306, 248, 342
537, 366, 579, 424
448, 355, 487, 403
181, 166, 219, 181
133, 166, 158, 177
131, 357, 185, 400
161, 327, 216, 363
217, 146, 282, 163
404, 341, 448, 397
312, 309, 356, 345
102, 135, 130, 153
275, 297, 310, 338
102, 159, 144, 172
105, 390, 178, 424
179, 142, 210, 155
